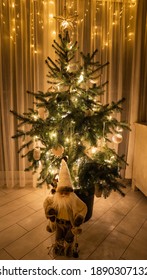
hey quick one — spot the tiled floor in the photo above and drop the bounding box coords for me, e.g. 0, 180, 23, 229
0, 181, 147, 260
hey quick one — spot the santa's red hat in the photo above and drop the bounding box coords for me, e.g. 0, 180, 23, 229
56, 159, 73, 192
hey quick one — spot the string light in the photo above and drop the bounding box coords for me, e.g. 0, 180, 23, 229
1, 0, 136, 72
49, 13, 54, 19
78, 73, 84, 84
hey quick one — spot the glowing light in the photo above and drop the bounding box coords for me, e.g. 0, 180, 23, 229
91, 147, 97, 154
50, 132, 57, 139
65, 137, 70, 143
78, 73, 84, 83
49, 13, 54, 19
34, 135, 39, 141
46, 151, 49, 159
105, 159, 112, 164
50, 168, 57, 175
110, 155, 115, 160
107, 115, 112, 121
33, 114, 38, 120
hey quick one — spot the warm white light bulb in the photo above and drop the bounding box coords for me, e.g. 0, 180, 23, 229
91, 147, 97, 154
49, 13, 54, 19
78, 73, 84, 83
107, 115, 112, 121
61, 20, 69, 29
33, 114, 38, 120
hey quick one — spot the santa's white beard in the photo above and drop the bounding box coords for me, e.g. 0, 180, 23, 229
53, 192, 75, 212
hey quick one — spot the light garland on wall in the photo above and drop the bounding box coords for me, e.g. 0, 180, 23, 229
1, 0, 136, 54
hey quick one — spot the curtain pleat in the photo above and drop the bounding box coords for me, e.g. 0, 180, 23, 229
125, 0, 147, 178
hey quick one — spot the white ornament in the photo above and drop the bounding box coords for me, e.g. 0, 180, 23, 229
89, 78, 99, 84
112, 133, 123, 144
33, 147, 41, 160
116, 126, 123, 133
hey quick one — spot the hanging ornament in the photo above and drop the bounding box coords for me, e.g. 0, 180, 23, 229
112, 133, 123, 144
51, 145, 64, 157
116, 126, 123, 133
89, 74, 101, 84
47, 85, 56, 93
89, 77, 99, 84
38, 108, 49, 120
33, 147, 41, 160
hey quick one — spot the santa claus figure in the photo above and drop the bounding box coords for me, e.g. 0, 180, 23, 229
43, 159, 87, 257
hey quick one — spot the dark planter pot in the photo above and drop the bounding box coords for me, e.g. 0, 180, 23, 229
74, 189, 94, 222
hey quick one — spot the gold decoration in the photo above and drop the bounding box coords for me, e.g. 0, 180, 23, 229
60, 20, 73, 31
51, 145, 64, 157
54, 0, 78, 31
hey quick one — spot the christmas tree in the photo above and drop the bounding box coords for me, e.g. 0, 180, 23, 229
10, 8, 130, 199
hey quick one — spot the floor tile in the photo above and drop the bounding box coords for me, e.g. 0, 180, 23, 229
0, 206, 35, 231
17, 209, 46, 231
115, 198, 147, 238
88, 229, 132, 260
0, 224, 26, 250
0, 183, 146, 260
22, 235, 55, 260
0, 249, 14, 260
122, 221, 147, 260
5, 222, 49, 259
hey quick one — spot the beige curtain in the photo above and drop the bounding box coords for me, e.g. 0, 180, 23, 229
0, 0, 145, 188
126, 0, 147, 177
